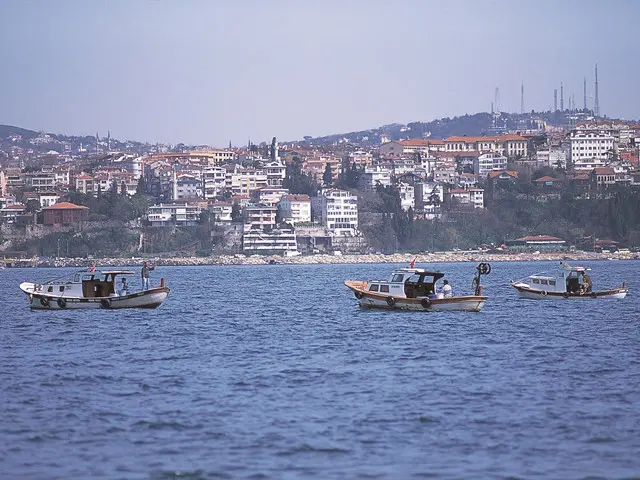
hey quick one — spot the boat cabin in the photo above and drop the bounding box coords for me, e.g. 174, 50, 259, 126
34, 269, 136, 298
366, 268, 445, 299
526, 263, 591, 294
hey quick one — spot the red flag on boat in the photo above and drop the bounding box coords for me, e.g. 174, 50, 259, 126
88, 263, 96, 272
409, 257, 416, 268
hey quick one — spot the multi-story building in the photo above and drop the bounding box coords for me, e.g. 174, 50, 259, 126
244, 204, 277, 231
278, 194, 311, 224
569, 127, 615, 165
147, 203, 203, 227
348, 150, 374, 167
210, 202, 233, 222
379, 139, 445, 157
38, 192, 61, 208
474, 152, 507, 176
172, 175, 201, 200
242, 227, 298, 255
312, 188, 358, 236
444, 135, 527, 158
446, 188, 485, 209
225, 167, 268, 196
145, 150, 235, 167
202, 166, 226, 200
359, 167, 392, 192
261, 160, 286, 187
254, 187, 289, 207
25, 172, 57, 191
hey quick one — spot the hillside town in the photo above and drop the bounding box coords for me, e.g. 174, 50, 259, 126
1, 109, 640, 262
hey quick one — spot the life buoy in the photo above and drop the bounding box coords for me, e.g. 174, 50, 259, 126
562, 292, 569, 299
477, 263, 491, 275
101, 298, 111, 309
421, 298, 431, 309
57, 298, 67, 308
354, 290, 364, 300
386, 296, 395, 307
540, 290, 547, 296
40, 296, 50, 307
590, 292, 597, 299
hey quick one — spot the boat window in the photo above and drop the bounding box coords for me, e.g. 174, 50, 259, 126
532, 279, 540, 284
59, 286, 65, 292
74, 274, 80, 282
549, 280, 556, 286
540, 279, 548, 285
47, 286, 53, 292
391, 274, 404, 283
369, 284, 379, 292
380, 285, 390, 293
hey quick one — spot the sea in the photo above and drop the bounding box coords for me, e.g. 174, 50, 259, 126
1, 260, 639, 480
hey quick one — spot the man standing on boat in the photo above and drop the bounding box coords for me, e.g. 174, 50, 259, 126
141, 261, 154, 290
582, 272, 592, 293
441, 279, 453, 298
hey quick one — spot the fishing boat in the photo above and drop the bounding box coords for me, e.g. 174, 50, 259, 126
510, 262, 627, 300
19, 268, 170, 310
344, 261, 491, 312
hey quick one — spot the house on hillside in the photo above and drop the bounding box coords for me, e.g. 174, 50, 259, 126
42, 202, 89, 225
504, 235, 567, 252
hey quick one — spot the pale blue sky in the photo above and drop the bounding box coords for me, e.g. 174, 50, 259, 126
1, 0, 638, 146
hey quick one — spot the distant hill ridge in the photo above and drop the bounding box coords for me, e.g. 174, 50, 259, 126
0, 124, 40, 139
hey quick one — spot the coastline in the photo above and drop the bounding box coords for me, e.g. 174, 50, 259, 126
3, 251, 638, 268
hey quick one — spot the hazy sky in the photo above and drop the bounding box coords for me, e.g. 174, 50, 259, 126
1, 0, 638, 147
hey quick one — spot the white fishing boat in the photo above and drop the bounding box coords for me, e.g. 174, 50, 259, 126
19, 268, 170, 310
344, 262, 491, 312
510, 262, 627, 300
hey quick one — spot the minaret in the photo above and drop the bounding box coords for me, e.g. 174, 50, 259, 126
583, 77, 587, 110
107, 130, 111, 151
96, 131, 99, 154
520, 82, 524, 114
594, 63, 600, 117
560, 82, 564, 111
554, 89, 558, 111
172, 161, 178, 201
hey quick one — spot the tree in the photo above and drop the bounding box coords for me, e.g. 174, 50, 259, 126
231, 201, 242, 221
322, 163, 333, 187
136, 176, 147, 195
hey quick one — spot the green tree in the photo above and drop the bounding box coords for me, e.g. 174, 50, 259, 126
322, 163, 333, 187
231, 201, 242, 221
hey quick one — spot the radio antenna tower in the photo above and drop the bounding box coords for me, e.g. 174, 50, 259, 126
554, 89, 558, 111
520, 82, 524, 114
594, 63, 600, 117
583, 77, 587, 110
494, 87, 500, 113
560, 82, 564, 111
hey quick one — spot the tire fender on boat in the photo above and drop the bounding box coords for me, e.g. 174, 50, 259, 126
101, 298, 112, 309
421, 298, 431, 309
40, 296, 50, 307
354, 290, 364, 300
541, 290, 547, 296
562, 292, 569, 299
57, 298, 67, 308
386, 296, 395, 307
590, 292, 597, 299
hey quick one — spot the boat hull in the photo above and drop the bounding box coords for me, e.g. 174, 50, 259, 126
345, 282, 486, 312
510, 283, 627, 300
20, 283, 170, 310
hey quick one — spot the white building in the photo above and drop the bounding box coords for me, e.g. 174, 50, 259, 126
38, 192, 61, 208
255, 187, 289, 206
226, 167, 268, 196
313, 188, 358, 236
203, 166, 226, 200
242, 227, 298, 255
536, 149, 567, 169
172, 175, 202, 200
348, 150, 373, 167
261, 160, 286, 187
569, 127, 615, 165
397, 182, 415, 211
359, 167, 392, 192
244, 204, 277, 231
474, 152, 507, 176
210, 202, 233, 222
446, 188, 484, 209
147, 203, 203, 227
278, 194, 311, 224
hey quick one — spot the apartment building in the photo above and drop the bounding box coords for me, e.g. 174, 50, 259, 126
312, 188, 358, 236
474, 152, 507, 176
278, 194, 312, 224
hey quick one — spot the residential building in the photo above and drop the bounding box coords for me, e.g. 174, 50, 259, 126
359, 167, 392, 192
254, 187, 289, 207
278, 194, 312, 224
262, 160, 286, 187
42, 202, 89, 225
397, 182, 415, 211
25, 172, 57, 191
210, 202, 233, 222
591, 167, 616, 187
444, 135, 528, 157
313, 188, 358, 236
569, 127, 615, 165
505, 235, 567, 252
244, 204, 277, 231
446, 188, 484, 209
0, 203, 26, 224
202, 166, 226, 200
39, 192, 61, 208
474, 152, 507, 176
242, 227, 298, 255
348, 150, 373, 167
172, 175, 201, 200
147, 203, 203, 227
225, 167, 268, 196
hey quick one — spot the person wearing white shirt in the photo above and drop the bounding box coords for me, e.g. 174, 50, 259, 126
441, 279, 453, 298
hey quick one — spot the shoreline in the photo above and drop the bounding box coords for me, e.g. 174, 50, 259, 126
3, 251, 638, 268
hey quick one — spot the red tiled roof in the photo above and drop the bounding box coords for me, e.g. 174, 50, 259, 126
593, 167, 615, 175
43, 202, 89, 210
534, 176, 557, 182
518, 235, 564, 242
398, 139, 445, 146
489, 170, 518, 179
445, 135, 527, 143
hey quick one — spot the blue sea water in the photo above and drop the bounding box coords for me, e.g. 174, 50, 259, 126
1, 260, 639, 480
